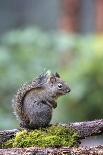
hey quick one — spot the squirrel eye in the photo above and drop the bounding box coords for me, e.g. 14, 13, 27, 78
58, 83, 62, 89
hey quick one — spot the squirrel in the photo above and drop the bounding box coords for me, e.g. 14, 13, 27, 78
12, 71, 71, 129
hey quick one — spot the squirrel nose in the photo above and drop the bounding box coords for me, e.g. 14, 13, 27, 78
66, 88, 71, 93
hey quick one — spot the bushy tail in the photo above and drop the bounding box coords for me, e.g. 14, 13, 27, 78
12, 72, 49, 121
12, 82, 35, 121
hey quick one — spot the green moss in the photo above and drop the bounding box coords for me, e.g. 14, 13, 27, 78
14, 125, 79, 148
2, 125, 80, 148
0, 139, 14, 149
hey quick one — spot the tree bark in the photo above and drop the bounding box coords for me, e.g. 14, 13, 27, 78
69, 119, 103, 138
0, 146, 103, 155
0, 129, 19, 144
59, 0, 82, 33
96, 0, 103, 33
0, 119, 103, 145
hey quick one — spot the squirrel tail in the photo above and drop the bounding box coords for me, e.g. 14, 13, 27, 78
12, 72, 48, 121
12, 82, 32, 121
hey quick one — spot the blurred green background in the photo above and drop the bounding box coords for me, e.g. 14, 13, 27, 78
0, 28, 103, 129
0, 0, 103, 130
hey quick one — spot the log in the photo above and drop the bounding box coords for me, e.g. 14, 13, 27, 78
0, 146, 103, 155
69, 119, 103, 138
0, 119, 103, 144
0, 129, 19, 144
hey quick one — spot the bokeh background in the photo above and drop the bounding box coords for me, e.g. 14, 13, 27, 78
0, 0, 103, 132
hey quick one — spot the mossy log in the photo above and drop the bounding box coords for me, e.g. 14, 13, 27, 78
0, 119, 103, 144
0, 146, 103, 155
0, 119, 103, 155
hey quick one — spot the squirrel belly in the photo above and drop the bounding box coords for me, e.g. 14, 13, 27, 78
21, 89, 53, 129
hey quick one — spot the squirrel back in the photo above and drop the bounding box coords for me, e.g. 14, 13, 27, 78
12, 71, 71, 129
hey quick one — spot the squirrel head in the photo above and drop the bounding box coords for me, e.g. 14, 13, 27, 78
43, 71, 71, 99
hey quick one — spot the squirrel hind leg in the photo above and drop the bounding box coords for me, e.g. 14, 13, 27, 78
19, 122, 27, 129
20, 122, 51, 130
19, 121, 31, 130
19, 122, 40, 130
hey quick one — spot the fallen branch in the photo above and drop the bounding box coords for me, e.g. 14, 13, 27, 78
69, 119, 103, 138
0, 146, 103, 155
0, 119, 103, 144
0, 129, 19, 144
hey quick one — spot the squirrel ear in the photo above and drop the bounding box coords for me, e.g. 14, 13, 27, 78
55, 72, 60, 78
49, 76, 56, 84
